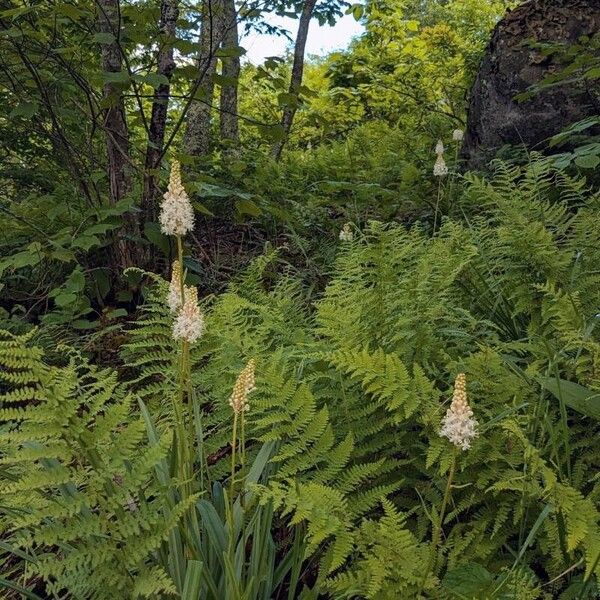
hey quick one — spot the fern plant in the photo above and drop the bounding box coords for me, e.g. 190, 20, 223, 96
3, 157, 600, 599
0, 329, 193, 599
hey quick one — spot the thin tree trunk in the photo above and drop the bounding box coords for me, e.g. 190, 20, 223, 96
184, 0, 220, 158
97, 0, 138, 270
271, 0, 317, 160
219, 0, 240, 149
142, 0, 180, 221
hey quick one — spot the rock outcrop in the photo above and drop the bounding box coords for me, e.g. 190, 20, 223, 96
462, 0, 600, 169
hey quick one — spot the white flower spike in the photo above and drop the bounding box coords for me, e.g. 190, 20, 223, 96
452, 129, 464, 142
440, 373, 479, 450
433, 154, 449, 177
167, 260, 183, 313
159, 161, 195, 237
339, 223, 354, 242
172, 286, 204, 344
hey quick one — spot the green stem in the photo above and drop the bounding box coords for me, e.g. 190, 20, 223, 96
230, 411, 238, 512
177, 235, 185, 302
448, 144, 459, 210
240, 413, 246, 468
420, 450, 457, 594
172, 240, 200, 557
433, 178, 443, 234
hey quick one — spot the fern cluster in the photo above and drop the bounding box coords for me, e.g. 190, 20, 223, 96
0, 330, 192, 599
2, 158, 599, 598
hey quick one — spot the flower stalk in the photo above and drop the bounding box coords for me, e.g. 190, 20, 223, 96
420, 373, 478, 593
433, 140, 448, 233
159, 161, 206, 558
228, 360, 256, 509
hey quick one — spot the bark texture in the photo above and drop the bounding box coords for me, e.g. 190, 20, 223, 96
184, 0, 221, 158
219, 0, 241, 149
98, 0, 132, 205
97, 0, 139, 270
272, 0, 318, 159
462, 0, 600, 170
142, 0, 179, 221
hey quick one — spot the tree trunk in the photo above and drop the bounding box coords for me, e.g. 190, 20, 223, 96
219, 0, 240, 150
142, 0, 180, 221
184, 0, 221, 158
462, 0, 600, 170
271, 0, 317, 160
97, 0, 138, 270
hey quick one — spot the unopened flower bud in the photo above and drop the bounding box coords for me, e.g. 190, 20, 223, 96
229, 359, 256, 415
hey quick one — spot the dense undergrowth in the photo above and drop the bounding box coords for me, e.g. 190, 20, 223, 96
2, 0, 600, 596
1, 157, 599, 599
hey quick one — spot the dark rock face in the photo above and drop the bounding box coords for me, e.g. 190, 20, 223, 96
462, 0, 600, 169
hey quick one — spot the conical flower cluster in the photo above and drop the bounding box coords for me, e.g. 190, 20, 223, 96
339, 223, 354, 242
440, 373, 478, 450
172, 286, 204, 343
159, 161, 195, 236
433, 154, 448, 177
167, 260, 183, 313
433, 140, 448, 177
229, 359, 256, 415
452, 129, 464, 142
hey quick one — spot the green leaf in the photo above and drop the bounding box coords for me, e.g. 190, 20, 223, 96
54, 292, 77, 307
585, 67, 600, 79
1, 6, 35, 18
235, 198, 262, 217
93, 32, 115, 44
574, 154, 600, 169
83, 222, 119, 236
139, 72, 170, 88
55, 4, 83, 20
538, 377, 600, 420
443, 563, 494, 598
10, 101, 38, 118
10, 250, 42, 269
212, 73, 238, 87
50, 247, 76, 262
144, 221, 170, 255
65, 268, 86, 293
92, 269, 111, 300
71, 319, 100, 330
245, 442, 276, 488
277, 92, 299, 108
175, 64, 199, 79
195, 183, 234, 198
0, 540, 37, 563
72, 235, 101, 251
216, 45, 246, 58
181, 561, 204, 600
196, 500, 227, 557
102, 71, 131, 86
347, 3, 364, 20
0, 578, 44, 600
192, 201, 214, 216
255, 123, 285, 142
